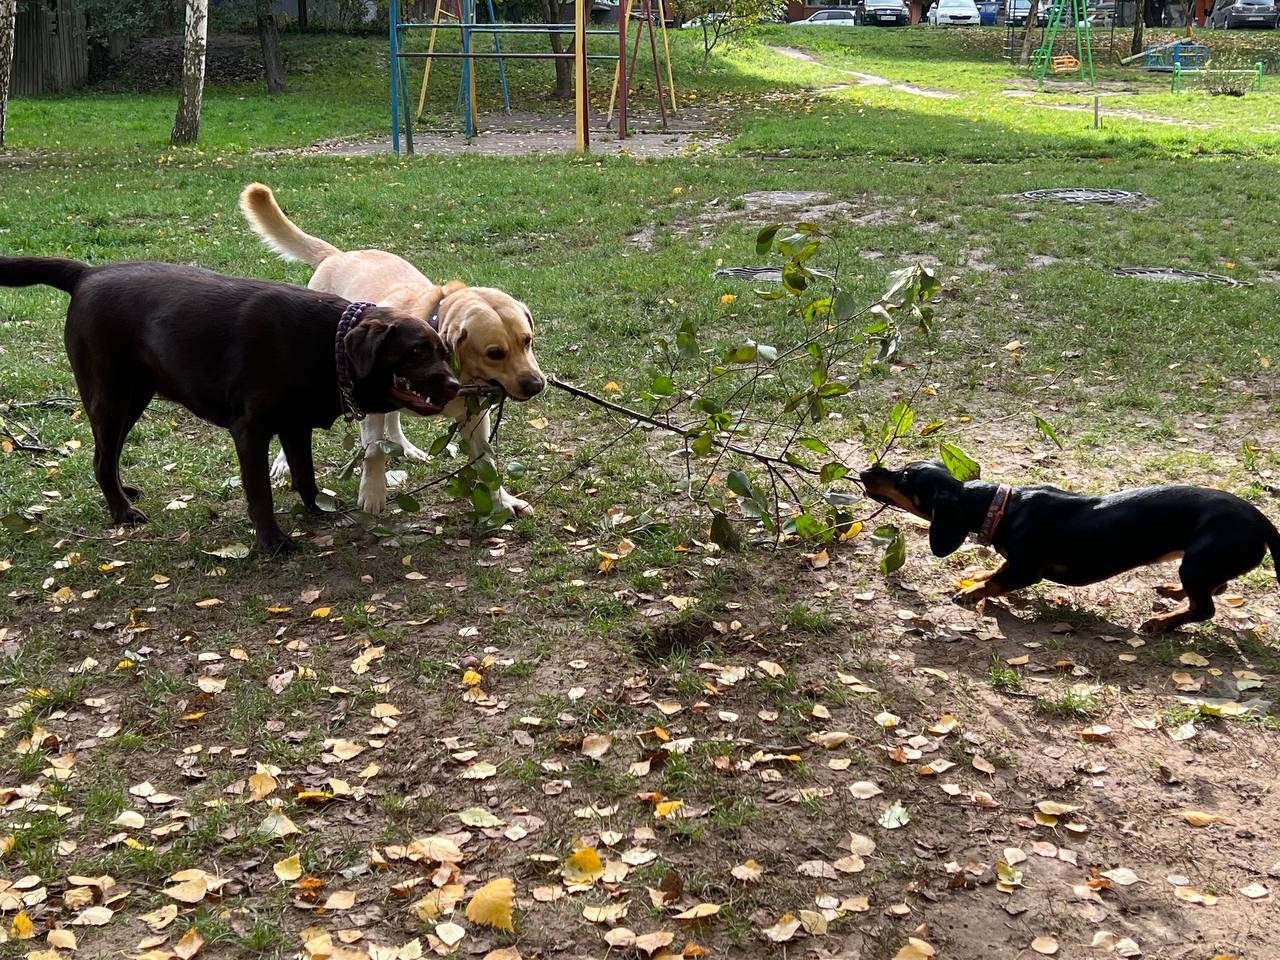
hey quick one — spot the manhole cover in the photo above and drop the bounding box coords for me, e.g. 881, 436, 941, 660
1112, 266, 1249, 287
1021, 188, 1146, 205
714, 266, 834, 283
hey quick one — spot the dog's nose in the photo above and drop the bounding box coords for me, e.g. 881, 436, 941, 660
519, 374, 546, 398
434, 374, 460, 403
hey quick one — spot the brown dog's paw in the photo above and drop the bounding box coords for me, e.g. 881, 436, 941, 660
113, 505, 149, 527
122, 483, 144, 502
257, 530, 297, 557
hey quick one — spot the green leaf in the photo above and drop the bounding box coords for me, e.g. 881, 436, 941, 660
375, 439, 404, 459
878, 527, 906, 575
693, 396, 723, 417
794, 221, 823, 234
820, 462, 849, 484
833, 290, 858, 322
881, 401, 914, 444
724, 343, 758, 364
798, 437, 832, 456
470, 484, 494, 517
314, 492, 339, 513
649, 374, 675, 397
690, 433, 715, 458
474, 458, 500, 486
791, 512, 826, 540
726, 469, 755, 500
1, 512, 33, 535
504, 460, 526, 479
782, 261, 809, 295
816, 381, 848, 398
395, 493, 421, 514
709, 510, 742, 551
755, 224, 782, 255
938, 442, 981, 482
1033, 413, 1064, 449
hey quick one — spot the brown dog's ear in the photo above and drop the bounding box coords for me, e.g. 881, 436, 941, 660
345, 318, 393, 381
929, 489, 969, 558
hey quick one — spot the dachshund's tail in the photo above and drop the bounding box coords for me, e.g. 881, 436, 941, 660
0, 256, 90, 294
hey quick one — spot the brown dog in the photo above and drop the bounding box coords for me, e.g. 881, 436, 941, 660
0, 257, 458, 554
240, 183, 545, 516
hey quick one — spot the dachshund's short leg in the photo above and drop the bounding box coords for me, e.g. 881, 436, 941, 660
954, 562, 1042, 607
1154, 583, 1186, 600
1140, 591, 1215, 633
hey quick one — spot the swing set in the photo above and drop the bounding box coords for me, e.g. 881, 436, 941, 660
388, 0, 676, 155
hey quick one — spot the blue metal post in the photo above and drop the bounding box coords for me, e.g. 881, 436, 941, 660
485, 0, 511, 113
390, 0, 401, 154
462, 0, 474, 139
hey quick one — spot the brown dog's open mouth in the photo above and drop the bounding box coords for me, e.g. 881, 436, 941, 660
391, 375, 449, 416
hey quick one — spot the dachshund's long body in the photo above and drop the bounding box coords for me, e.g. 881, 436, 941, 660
861, 461, 1280, 632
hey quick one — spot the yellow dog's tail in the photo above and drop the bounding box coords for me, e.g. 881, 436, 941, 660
238, 183, 341, 267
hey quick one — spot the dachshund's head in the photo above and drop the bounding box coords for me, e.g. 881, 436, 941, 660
860, 460, 973, 557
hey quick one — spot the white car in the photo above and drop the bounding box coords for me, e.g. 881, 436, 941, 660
928, 0, 981, 24
792, 8, 861, 25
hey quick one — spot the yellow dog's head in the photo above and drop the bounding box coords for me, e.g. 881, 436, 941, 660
426, 282, 545, 402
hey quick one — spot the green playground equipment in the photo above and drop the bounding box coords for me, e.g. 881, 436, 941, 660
1171, 61, 1264, 94
1031, 0, 1095, 88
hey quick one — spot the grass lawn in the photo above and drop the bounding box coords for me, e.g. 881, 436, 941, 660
3, 23, 1280, 960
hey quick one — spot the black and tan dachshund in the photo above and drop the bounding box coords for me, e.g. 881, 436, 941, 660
860, 461, 1280, 632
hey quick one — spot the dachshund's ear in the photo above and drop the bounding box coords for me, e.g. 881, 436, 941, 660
929, 489, 969, 557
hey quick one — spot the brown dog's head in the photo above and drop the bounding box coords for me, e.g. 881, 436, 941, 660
861, 460, 975, 557
344, 306, 459, 416
430, 284, 545, 402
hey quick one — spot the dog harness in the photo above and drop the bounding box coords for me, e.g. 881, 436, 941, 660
335, 301, 375, 421
976, 484, 1013, 545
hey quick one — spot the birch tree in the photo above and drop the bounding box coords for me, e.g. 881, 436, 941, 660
0, 0, 16, 150
171, 0, 208, 145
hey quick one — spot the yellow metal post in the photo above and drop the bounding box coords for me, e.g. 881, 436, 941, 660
575, 0, 588, 153
416, 0, 447, 119
606, 0, 634, 127
656, 0, 675, 111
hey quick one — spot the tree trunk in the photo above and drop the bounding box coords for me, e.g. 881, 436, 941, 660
1130, 5, 1145, 54
298, 0, 309, 29
255, 0, 288, 94
543, 0, 572, 99
1018, 0, 1040, 67
172, 0, 208, 145
0, 0, 13, 151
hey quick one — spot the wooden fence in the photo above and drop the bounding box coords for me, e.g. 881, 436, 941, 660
13, 0, 90, 95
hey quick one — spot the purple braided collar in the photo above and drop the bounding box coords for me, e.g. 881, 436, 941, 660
335, 301, 375, 421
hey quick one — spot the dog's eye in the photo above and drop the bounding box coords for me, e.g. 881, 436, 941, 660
487, 348, 506, 361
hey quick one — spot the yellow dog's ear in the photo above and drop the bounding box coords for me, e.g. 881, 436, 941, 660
431, 282, 470, 350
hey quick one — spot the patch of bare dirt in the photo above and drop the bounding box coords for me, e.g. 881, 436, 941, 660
258, 108, 724, 159
629, 188, 904, 251
768, 46, 958, 100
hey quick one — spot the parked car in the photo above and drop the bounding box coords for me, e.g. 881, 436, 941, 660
791, 8, 862, 25
1006, 0, 1048, 25
929, 0, 982, 23
863, 0, 912, 24
1209, 0, 1279, 27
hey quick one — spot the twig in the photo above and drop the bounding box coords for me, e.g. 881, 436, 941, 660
547, 377, 830, 480
1, 425, 50, 455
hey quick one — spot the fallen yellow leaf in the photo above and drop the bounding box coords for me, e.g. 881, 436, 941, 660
464, 877, 515, 933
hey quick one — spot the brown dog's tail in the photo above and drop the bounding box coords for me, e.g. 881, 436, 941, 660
239, 182, 341, 267
0, 256, 90, 294
1266, 518, 1280, 584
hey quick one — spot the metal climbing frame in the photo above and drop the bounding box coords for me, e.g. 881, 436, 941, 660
1032, 0, 1094, 87
389, 0, 675, 155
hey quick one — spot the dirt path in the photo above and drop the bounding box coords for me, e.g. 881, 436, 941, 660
769, 44, 958, 100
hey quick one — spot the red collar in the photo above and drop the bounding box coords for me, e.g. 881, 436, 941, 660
977, 484, 1012, 545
